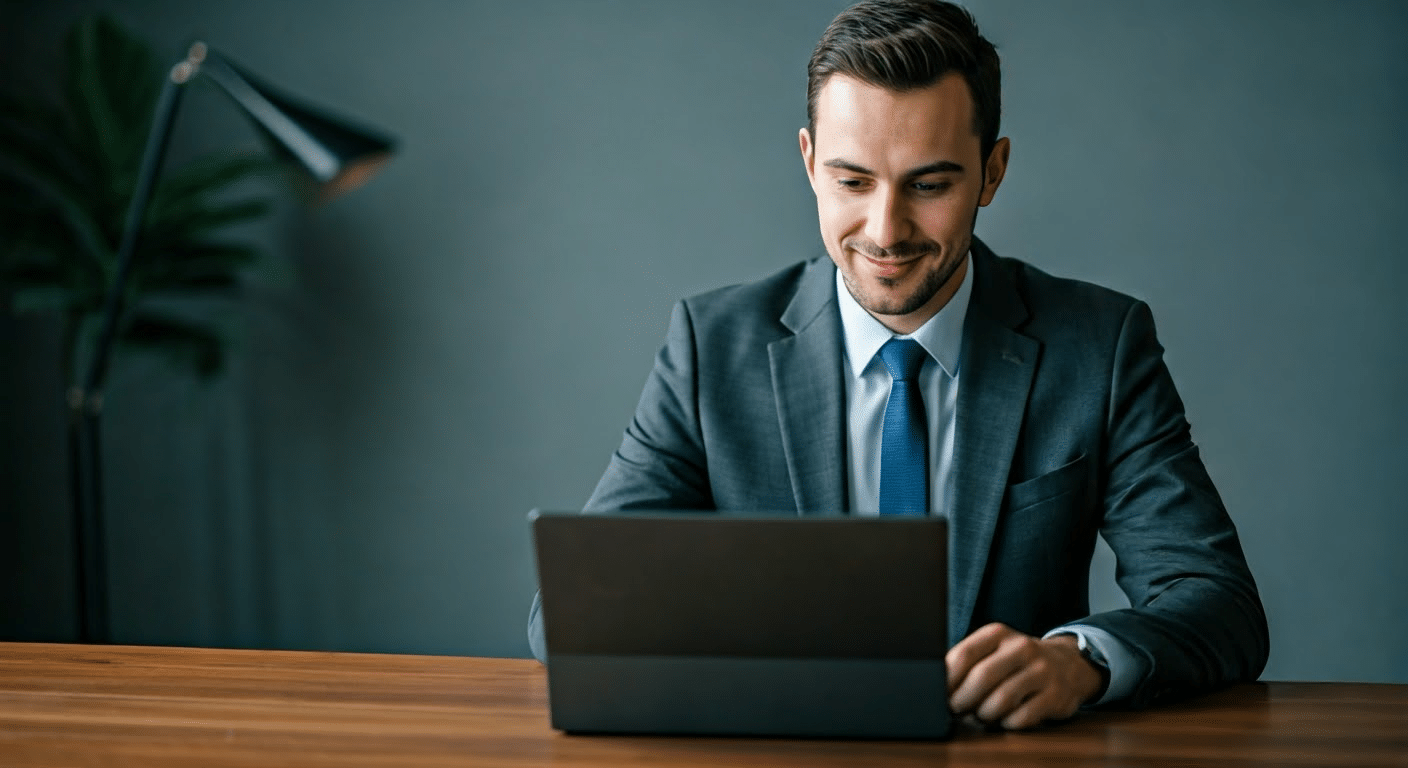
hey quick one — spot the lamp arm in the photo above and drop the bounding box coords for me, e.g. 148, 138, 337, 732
81, 52, 200, 398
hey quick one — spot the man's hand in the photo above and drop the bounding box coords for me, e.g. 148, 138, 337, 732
946, 623, 1105, 730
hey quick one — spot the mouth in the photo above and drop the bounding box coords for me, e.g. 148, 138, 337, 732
861, 253, 919, 278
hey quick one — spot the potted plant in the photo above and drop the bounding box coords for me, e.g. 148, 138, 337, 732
0, 13, 279, 386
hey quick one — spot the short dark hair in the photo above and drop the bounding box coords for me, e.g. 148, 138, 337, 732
806, 0, 1002, 161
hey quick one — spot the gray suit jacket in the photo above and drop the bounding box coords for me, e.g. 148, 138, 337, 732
529, 239, 1268, 709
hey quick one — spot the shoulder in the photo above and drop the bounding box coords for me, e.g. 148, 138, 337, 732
1007, 255, 1139, 313
977, 244, 1148, 341
679, 257, 830, 334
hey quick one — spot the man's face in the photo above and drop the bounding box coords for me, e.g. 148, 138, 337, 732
801, 73, 1009, 334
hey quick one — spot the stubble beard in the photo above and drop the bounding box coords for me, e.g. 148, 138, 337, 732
841, 228, 973, 319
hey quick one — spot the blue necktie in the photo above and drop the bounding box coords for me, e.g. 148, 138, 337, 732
878, 339, 929, 516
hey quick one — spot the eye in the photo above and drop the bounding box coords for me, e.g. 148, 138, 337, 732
836, 178, 868, 190
911, 181, 951, 195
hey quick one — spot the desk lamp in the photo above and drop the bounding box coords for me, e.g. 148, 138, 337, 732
72, 42, 396, 642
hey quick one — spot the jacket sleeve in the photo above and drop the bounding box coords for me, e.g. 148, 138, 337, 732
1079, 300, 1270, 708
528, 300, 714, 662
584, 299, 715, 511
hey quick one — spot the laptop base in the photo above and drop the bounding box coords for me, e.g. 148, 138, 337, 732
548, 654, 951, 739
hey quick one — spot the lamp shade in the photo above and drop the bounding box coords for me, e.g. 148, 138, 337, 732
196, 45, 395, 197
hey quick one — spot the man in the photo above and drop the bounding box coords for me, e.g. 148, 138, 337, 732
529, 0, 1268, 729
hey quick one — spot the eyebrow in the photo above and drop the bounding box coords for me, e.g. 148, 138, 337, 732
821, 159, 965, 178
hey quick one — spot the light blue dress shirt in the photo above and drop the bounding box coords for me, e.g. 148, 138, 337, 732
837, 258, 968, 519
834, 255, 1142, 705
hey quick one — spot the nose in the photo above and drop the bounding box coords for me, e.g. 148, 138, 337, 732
863, 186, 909, 250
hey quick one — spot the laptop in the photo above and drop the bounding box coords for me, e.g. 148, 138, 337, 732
529, 510, 951, 739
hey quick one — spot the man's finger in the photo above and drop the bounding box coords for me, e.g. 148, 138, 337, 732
949, 629, 1037, 713
999, 682, 1083, 731
973, 661, 1043, 724
998, 690, 1052, 731
945, 622, 1012, 693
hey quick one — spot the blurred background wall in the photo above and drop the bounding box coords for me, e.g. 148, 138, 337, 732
1, 0, 1404, 682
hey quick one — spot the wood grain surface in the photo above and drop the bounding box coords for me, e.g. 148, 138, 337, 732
1, 642, 1405, 767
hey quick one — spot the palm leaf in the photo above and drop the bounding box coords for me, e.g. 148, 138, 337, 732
135, 242, 260, 292
0, 144, 113, 275
145, 196, 273, 242
121, 311, 227, 379
11, 286, 75, 314
2, 13, 279, 383
143, 273, 243, 298
154, 152, 281, 206
64, 15, 162, 187
0, 92, 92, 200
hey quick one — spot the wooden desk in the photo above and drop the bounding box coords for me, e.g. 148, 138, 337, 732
1, 643, 1404, 767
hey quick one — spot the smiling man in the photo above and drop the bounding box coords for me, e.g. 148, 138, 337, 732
529, 0, 1267, 729
802, 72, 999, 335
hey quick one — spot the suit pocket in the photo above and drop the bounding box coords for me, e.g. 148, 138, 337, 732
1006, 453, 1089, 513
988, 453, 1097, 629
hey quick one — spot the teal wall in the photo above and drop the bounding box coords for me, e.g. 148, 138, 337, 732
2, 1, 1405, 682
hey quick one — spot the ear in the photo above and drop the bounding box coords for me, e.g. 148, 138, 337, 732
978, 136, 1010, 207
799, 127, 818, 188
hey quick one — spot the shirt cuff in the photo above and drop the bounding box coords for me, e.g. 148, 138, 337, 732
1043, 624, 1144, 706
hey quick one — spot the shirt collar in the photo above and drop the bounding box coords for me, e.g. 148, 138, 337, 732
835, 253, 972, 380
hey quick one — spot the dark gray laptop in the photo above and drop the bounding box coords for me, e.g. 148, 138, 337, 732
529, 510, 951, 739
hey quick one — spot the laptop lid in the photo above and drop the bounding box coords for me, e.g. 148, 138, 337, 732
530, 511, 951, 739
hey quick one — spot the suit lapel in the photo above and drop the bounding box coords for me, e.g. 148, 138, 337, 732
761, 247, 1038, 641
768, 259, 847, 516
948, 241, 1037, 644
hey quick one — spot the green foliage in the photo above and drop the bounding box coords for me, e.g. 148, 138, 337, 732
0, 14, 280, 382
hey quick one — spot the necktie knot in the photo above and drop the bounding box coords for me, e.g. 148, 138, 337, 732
879, 338, 927, 382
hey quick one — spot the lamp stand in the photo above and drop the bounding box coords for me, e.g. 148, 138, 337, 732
70, 56, 195, 643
